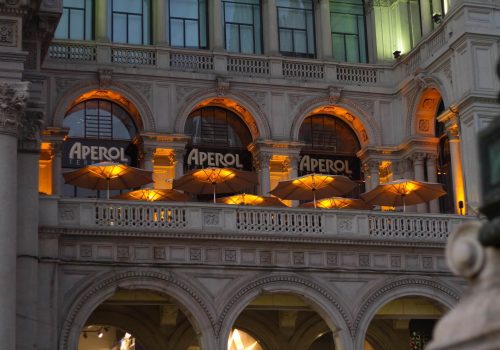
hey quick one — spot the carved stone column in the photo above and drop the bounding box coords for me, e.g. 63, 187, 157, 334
364, 160, 380, 191
420, 0, 433, 36
210, 0, 224, 51
41, 127, 68, 196
16, 106, 43, 350
0, 82, 29, 350
95, 0, 110, 42
254, 152, 272, 195
426, 154, 440, 213
411, 152, 427, 213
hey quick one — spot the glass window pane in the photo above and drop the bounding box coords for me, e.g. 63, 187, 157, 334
69, 9, 84, 40
226, 23, 240, 52
278, 8, 306, 29
332, 13, 358, 34
128, 15, 142, 44
66, 0, 85, 8
113, 14, 127, 43
55, 8, 69, 39
306, 11, 314, 54
170, 19, 185, 46
277, 0, 312, 10
170, 0, 198, 19
240, 25, 254, 53
199, 0, 207, 47
293, 30, 307, 53
225, 3, 253, 24
114, 0, 142, 14
279, 29, 293, 52
185, 20, 199, 47
332, 33, 345, 61
345, 35, 359, 62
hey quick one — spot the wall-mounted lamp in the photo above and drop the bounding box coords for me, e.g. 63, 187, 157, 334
432, 13, 442, 24
393, 50, 401, 59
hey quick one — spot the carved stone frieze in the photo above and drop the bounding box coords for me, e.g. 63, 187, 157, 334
176, 85, 201, 103
216, 76, 230, 96
244, 90, 267, 111
288, 93, 310, 111
18, 107, 44, 151
0, 81, 29, 136
0, 19, 17, 47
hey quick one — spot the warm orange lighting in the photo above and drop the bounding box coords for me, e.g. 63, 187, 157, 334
292, 174, 334, 190
228, 329, 261, 350
220, 193, 264, 205
87, 163, 129, 179
388, 181, 420, 195
39, 143, 53, 195
192, 168, 236, 184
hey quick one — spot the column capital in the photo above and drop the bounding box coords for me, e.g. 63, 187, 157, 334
0, 82, 30, 137
409, 152, 427, 163
437, 106, 460, 140
18, 107, 44, 153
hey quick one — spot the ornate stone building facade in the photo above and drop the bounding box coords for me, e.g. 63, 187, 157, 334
0, 0, 498, 349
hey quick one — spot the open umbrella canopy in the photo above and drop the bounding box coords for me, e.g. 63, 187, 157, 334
173, 167, 259, 203
63, 162, 153, 191
360, 179, 446, 209
217, 193, 288, 207
112, 188, 190, 202
269, 174, 357, 206
299, 197, 372, 210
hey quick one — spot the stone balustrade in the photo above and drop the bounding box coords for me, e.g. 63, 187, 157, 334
39, 197, 472, 242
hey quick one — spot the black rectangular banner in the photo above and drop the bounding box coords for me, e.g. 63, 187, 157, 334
62, 138, 136, 168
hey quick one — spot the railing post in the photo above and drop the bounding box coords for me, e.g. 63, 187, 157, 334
213, 53, 227, 74
96, 43, 111, 64
157, 48, 170, 70
270, 58, 283, 79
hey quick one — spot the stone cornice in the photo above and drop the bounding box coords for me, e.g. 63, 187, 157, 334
0, 81, 29, 136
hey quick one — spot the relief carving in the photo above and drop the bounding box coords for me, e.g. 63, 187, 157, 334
0, 81, 29, 136
0, 19, 16, 47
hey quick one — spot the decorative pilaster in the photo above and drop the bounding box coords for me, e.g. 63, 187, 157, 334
426, 154, 440, 213
253, 152, 272, 195
411, 152, 427, 213
438, 107, 466, 215
95, 0, 110, 42
16, 106, 43, 350
41, 127, 69, 196
0, 81, 29, 350
263, 0, 279, 55
318, 0, 332, 60
210, 0, 224, 51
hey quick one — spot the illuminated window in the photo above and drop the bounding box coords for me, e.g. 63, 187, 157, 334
55, 0, 93, 40
63, 100, 137, 140
435, 103, 454, 214
111, 0, 150, 45
330, 0, 367, 63
185, 107, 252, 148
277, 0, 315, 58
299, 115, 360, 154
223, 0, 262, 54
169, 0, 208, 49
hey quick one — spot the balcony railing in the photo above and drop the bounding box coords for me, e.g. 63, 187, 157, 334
40, 197, 474, 242
45, 41, 388, 86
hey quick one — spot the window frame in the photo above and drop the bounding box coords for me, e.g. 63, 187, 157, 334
168, 0, 208, 49
55, 0, 93, 40
110, 0, 151, 45
329, 0, 368, 63
222, 0, 263, 54
276, 0, 316, 58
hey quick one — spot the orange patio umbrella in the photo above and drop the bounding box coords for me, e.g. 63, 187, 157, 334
173, 167, 259, 203
63, 162, 153, 199
360, 179, 446, 211
300, 196, 372, 210
217, 193, 288, 207
112, 188, 190, 202
269, 173, 357, 208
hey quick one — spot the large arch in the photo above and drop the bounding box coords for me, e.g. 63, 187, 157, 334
52, 80, 155, 132
352, 276, 461, 349
59, 269, 216, 350
290, 96, 382, 147
216, 273, 353, 350
174, 89, 272, 141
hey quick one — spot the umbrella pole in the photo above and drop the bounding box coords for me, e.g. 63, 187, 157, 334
213, 183, 216, 204
403, 195, 406, 212
107, 178, 110, 200
313, 189, 317, 208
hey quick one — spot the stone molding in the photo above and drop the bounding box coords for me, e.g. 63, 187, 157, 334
215, 274, 351, 336
353, 277, 460, 337
0, 81, 29, 136
18, 106, 44, 152
60, 270, 217, 350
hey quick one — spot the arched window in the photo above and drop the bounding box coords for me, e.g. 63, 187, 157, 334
299, 114, 360, 154
298, 114, 363, 194
62, 99, 139, 198
185, 107, 252, 148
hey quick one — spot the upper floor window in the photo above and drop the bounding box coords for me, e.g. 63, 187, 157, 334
169, 0, 208, 49
276, 0, 315, 58
111, 0, 150, 45
223, 0, 262, 54
54, 0, 93, 40
330, 0, 367, 63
